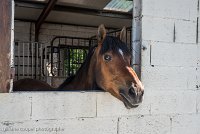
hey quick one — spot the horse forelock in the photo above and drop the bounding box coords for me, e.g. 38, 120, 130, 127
100, 36, 130, 56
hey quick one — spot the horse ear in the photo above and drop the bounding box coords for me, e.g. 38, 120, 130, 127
120, 26, 126, 42
97, 24, 106, 43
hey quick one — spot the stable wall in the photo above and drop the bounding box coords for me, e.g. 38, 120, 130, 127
140, 0, 200, 133
14, 21, 98, 42
0, 0, 200, 134
14, 21, 98, 80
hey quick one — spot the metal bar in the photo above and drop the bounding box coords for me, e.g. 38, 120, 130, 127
129, 28, 133, 50
71, 39, 74, 75
50, 41, 54, 76
45, 46, 47, 76
35, 0, 58, 41
59, 45, 89, 49
9, 0, 15, 93
15, 65, 36, 67
42, 45, 47, 77
75, 49, 78, 73
42, 47, 45, 76
58, 38, 61, 76
34, 42, 37, 79
27, 42, 30, 78
132, 0, 142, 78
126, 29, 128, 44
67, 49, 70, 76
17, 43, 20, 80
31, 42, 34, 79
40, 43, 43, 78
36, 43, 39, 79
22, 42, 25, 78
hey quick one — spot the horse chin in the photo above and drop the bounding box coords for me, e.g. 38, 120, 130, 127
119, 91, 140, 109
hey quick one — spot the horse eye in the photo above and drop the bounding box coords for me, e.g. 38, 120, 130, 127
104, 55, 112, 61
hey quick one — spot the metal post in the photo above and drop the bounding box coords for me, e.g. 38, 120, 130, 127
22, 42, 25, 78
28, 42, 30, 77
40, 43, 43, 79
17, 43, 20, 80
31, 42, 34, 79
9, 0, 15, 92
36, 42, 39, 79
45, 46, 47, 76
132, 0, 142, 78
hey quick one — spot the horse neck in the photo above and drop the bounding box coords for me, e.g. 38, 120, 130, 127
62, 50, 97, 90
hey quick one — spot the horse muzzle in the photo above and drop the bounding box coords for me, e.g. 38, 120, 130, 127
119, 86, 144, 109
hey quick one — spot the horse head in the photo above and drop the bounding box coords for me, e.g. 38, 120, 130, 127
93, 24, 144, 109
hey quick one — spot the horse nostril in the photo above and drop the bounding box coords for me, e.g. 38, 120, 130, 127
129, 87, 136, 97
141, 90, 144, 96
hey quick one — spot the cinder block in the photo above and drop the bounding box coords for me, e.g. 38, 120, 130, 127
96, 92, 151, 117
118, 115, 171, 134
142, 66, 197, 90
175, 20, 196, 44
142, 16, 197, 43
0, 93, 32, 121
61, 30, 78, 37
0, 117, 117, 134
61, 24, 78, 31
142, 16, 174, 42
39, 34, 54, 44
143, 0, 197, 21
40, 29, 63, 36
41, 23, 62, 30
31, 92, 96, 120
151, 42, 198, 67
74, 31, 96, 38
171, 114, 200, 134
14, 33, 30, 42
39, 28, 49, 35
149, 90, 196, 114
14, 26, 30, 34
77, 27, 96, 34
14, 21, 31, 28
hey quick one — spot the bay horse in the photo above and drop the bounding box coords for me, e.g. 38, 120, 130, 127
13, 78, 54, 91
58, 24, 144, 108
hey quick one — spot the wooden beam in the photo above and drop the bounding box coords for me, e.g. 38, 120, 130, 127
0, 0, 12, 93
35, 0, 57, 41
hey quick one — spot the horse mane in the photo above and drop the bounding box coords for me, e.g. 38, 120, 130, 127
100, 36, 130, 55
58, 75, 75, 89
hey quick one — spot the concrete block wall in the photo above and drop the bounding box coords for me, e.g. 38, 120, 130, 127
140, 0, 200, 134
3, 0, 199, 133
39, 23, 98, 47
14, 21, 98, 42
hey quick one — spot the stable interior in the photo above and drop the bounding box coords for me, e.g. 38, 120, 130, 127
14, 0, 133, 90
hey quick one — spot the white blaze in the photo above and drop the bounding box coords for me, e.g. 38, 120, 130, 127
119, 49, 124, 59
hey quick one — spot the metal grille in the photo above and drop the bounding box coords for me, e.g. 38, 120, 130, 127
14, 41, 44, 80
48, 36, 97, 77
14, 28, 132, 80
48, 27, 132, 78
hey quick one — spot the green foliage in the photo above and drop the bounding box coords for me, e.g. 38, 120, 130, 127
64, 48, 88, 76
